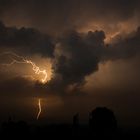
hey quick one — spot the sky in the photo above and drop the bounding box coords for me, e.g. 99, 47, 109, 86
0, 0, 140, 126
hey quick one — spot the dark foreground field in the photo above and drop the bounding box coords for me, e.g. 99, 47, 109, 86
0, 107, 140, 140
1, 121, 140, 140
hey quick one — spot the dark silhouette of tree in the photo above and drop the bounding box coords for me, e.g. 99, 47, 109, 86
89, 107, 117, 138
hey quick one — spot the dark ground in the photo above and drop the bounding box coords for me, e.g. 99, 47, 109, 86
1, 122, 140, 139
0, 107, 140, 139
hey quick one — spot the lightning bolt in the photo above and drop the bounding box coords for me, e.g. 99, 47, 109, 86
1, 52, 47, 120
1, 52, 48, 83
37, 99, 41, 120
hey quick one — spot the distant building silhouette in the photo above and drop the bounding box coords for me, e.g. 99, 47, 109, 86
72, 113, 80, 137
73, 113, 79, 127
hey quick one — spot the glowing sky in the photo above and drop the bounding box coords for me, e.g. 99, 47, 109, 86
0, 0, 140, 126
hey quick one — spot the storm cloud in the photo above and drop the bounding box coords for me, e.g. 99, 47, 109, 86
0, 20, 140, 95
0, 21, 54, 57
0, 0, 140, 34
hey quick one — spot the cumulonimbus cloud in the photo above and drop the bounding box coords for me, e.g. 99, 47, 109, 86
0, 20, 140, 96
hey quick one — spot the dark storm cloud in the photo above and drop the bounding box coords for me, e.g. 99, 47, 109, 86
0, 17, 140, 96
48, 30, 105, 92
105, 27, 140, 60
0, 0, 140, 34
1, 24, 140, 96
0, 21, 54, 57
47, 26, 140, 94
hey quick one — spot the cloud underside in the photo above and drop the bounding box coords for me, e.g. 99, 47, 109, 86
0, 20, 140, 97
